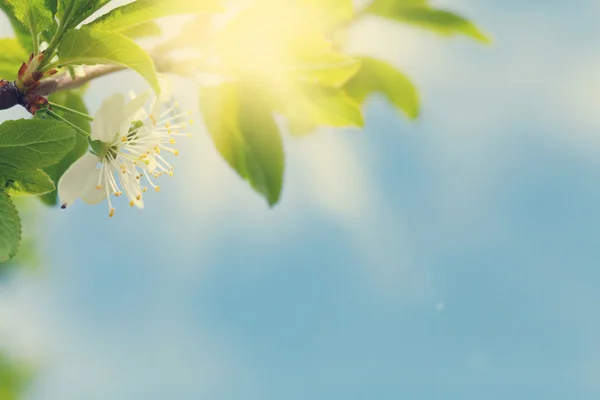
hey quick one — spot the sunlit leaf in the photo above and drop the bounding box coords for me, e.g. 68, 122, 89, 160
88, 0, 222, 33
271, 84, 364, 135
121, 21, 162, 39
294, 54, 361, 87
345, 57, 419, 119
200, 83, 284, 206
57, 28, 161, 93
0, 38, 28, 80
152, 15, 212, 53
217, 1, 333, 74
366, 0, 489, 43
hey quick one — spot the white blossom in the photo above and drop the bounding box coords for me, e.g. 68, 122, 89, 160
58, 92, 191, 217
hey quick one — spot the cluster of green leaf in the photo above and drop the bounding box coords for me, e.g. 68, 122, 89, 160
0, 0, 487, 263
152, 0, 489, 206
0, 119, 75, 261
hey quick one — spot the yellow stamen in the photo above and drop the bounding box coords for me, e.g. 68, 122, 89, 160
129, 201, 134, 207
155, 186, 161, 192
109, 208, 115, 218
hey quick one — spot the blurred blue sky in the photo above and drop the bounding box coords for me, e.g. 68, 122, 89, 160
2, 0, 600, 399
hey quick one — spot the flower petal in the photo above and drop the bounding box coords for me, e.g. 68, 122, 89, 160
58, 152, 98, 208
81, 169, 107, 205
119, 92, 151, 137
92, 93, 125, 143
149, 76, 173, 117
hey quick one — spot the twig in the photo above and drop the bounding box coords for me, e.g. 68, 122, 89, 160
35, 65, 125, 96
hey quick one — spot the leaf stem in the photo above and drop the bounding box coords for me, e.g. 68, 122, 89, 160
46, 110, 89, 139
30, 25, 39, 54
48, 102, 94, 121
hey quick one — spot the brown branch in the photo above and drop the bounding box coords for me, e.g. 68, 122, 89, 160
35, 65, 125, 96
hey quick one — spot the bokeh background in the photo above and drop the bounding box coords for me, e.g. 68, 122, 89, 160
2, 0, 600, 398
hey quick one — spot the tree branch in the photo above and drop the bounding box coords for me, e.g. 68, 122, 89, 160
35, 65, 125, 96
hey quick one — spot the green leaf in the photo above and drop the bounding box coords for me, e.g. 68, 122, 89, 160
57, 28, 161, 93
88, 0, 222, 33
41, 90, 90, 205
0, 38, 28, 80
0, 190, 21, 263
0, 119, 75, 170
345, 57, 419, 119
0, 167, 55, 196
2, 0, 56, 41
57, 0, 110, 29
200, 83, 284, 206
121, 21, 162, 39
366, 0, 489, 43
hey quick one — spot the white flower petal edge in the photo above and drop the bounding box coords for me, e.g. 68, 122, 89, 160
91, 93, 125, 143
58, 152, 98, 208
57, 92, 191, 217
119, 91, 151, 137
